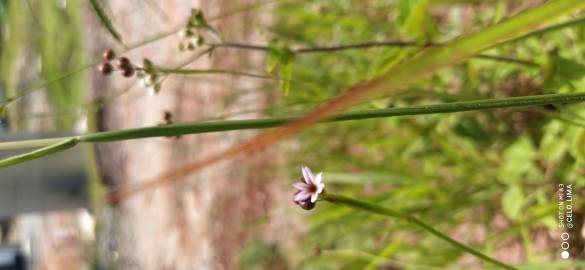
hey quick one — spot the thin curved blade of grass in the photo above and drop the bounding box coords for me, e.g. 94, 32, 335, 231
0, 137, 71, 151
322, 193, 518, 270
1, 92, 585, 153
88, 0, 123, 45
107, 0, 585, 203
0, 138, 77, 169
69, 92, 585, 142
507, 14, 585, 44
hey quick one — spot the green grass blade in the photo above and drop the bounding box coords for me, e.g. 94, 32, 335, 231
74, 92, 585, 142
323, 193, 518, 270
88, 0, 123, 44
507, 15, 585, 44
0, 137, 73, 150
1, 91, 584, 169
357, 0, 585, 103
0, 138, 78, 169
1, 92, 585, 150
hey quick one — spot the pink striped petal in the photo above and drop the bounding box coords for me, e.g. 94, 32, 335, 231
313, 172, 323, 185
294, 190, 311, 202
293, 182, 311, 191
302, 166, 314, 184
310, 192, 319, 203
316, 182, 325, 194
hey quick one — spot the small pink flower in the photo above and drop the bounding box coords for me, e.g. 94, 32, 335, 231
293, 166, 325, 210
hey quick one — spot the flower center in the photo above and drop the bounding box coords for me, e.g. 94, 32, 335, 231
308, 184, 317, 193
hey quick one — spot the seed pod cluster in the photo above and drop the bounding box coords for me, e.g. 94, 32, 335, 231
136, 58, 162, 94
178, 9, 208, 52
98, 49, 135, 78
116, 57, 134, 77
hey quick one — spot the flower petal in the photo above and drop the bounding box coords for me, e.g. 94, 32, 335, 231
310, 192, 319, 203
293, 182, 311, 191
313, 172, 323, 185
294, 190, 311, 202
316, 182, 325, 194
302, 166, 314, 184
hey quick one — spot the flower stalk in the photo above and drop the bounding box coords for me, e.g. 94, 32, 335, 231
212, 41, 539, 67
322, 192, 518, 270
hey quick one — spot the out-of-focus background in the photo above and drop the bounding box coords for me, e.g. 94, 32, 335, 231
0, 0, 584, 269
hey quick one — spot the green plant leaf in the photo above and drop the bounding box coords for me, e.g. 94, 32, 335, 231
540, 121, 569, 163
188, 8, 208, 28
499, 136, 536, 184
544, 54, 585, 90
396, 0, 413, 24
572, 128, 585, 162
143, 58, 155, 73
403, 0, 432, 41
502, 184, 525, 221
454, 116, 491, 144
38, 0, 85, 128
265, 43, 281, 73
265, 43, 294, 95
88, 0, 123, 44
280, 59, 292, 96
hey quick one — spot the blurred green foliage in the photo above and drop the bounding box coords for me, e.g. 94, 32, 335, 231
238, 1, 585, 269
0, 0, 85, 129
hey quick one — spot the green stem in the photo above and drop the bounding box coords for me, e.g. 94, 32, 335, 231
0, 137, 71, 150
157, 68, 273, 79
2, 92, 585, 149
75, 92, 585, 142
213, 41, 539, 67
0, 138, 78, 169
322, 193, 518, 270
1, 92, 585, 167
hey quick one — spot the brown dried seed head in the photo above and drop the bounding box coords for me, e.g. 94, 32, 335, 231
164, 111, 173, 123
98, 63, 113, 75
115, 57, 132, 69
121, 66, 135, 78
103, 49, 116, 61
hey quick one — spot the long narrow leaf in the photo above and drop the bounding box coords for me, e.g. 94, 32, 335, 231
1, 92, 585, 150
0, 138, 78, 169
323, 193, 517, 270
88, 0, 123, 44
